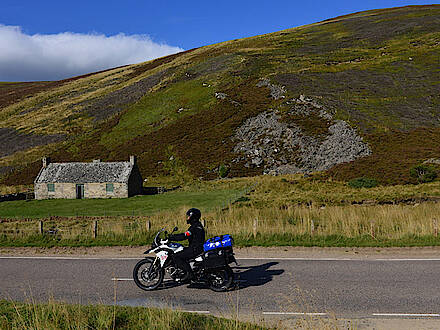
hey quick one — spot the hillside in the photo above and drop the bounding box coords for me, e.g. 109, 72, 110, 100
1, 5, 439, 186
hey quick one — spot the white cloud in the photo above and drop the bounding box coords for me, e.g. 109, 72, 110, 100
0, 25, 184, 81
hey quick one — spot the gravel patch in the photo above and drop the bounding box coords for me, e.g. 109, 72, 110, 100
3, 246, 440, 259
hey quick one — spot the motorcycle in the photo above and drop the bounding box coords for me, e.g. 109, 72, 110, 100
133, 227, 237, 292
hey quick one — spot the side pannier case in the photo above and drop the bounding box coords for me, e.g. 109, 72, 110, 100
203, 234, 235, 269
203, 249, 228, 269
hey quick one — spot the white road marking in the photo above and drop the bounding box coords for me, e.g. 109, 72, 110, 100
2, 256, 440, 262
239, 257, 355, 261
238, 257, 440, 261
372, 313, 440, 317
111, 278, 133, 281
0, 256, 140, 260
374, 259, 440, 261
263, 312, 327, 316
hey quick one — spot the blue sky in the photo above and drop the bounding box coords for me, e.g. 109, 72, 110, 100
0, 0, 437, 81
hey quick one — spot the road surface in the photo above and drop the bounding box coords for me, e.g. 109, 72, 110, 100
1, 255, 440, 323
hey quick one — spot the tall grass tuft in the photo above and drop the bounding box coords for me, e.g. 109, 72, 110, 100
0, 299, 268, 330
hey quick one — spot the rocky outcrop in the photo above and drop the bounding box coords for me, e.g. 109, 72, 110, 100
256, 78, 286, 100
232, 92, 371, 174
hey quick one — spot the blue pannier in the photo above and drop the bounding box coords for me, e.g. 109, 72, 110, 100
203, 234, 233, 252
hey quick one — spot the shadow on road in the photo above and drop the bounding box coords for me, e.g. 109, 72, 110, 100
152, 262, 283, 291
233, 262, 284, 290
154, 279, 182, 291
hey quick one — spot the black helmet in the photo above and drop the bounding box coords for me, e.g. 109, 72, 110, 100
186, 208, 201, 224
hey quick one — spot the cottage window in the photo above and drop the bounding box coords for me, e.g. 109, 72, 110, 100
47, 183, 55, 192
106, 183, 114, 193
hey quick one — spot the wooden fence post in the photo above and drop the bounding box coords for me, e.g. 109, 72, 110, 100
39, 220, 43, 234
434, 219, 438, 237
370, 220, 375, 239
311, 219, 315, 236
145, 219, 151, 232
253, 218, 258, 239
92, 220, 98, 239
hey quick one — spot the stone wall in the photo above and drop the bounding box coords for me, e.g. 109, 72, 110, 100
85, 182, 127, 199
35, 182, 128, 199
128, 165, 143, 197
0, 192, 32, 202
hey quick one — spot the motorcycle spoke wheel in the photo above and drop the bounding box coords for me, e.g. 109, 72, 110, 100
207, 266, 233, 292
133, 258, 163, 291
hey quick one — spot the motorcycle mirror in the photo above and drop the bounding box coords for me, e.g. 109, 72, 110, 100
173, 226, 178, 232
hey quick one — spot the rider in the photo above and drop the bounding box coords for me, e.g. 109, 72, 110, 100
168, 208, 205, 280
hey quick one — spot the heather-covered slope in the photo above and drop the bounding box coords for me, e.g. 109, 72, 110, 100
1, 5, 439, 185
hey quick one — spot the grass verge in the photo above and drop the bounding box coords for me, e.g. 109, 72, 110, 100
0, 299, 266, 330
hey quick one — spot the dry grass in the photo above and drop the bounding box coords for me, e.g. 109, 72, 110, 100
0, 66, 132, 135
1, 202, 440, 246
0, 185, 32, 195
0, 298, 267, 330
205, 203, 440, 240
212, 174, 440, 205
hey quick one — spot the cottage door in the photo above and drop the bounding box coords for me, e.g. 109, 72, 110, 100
76, 184, 84, 199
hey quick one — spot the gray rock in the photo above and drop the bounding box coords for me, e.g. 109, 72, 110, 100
256, 78, 286, 100
215, 92, 228, 99
232, 98, 371, 174
424, 158, 440, 165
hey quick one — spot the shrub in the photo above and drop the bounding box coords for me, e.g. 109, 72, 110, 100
348, 177, 378, 188
218, 164, 229, 178
162, 146, 192, 184
410, 164, 438, 183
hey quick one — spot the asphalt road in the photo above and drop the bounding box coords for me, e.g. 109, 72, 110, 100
1, 256, 440, 320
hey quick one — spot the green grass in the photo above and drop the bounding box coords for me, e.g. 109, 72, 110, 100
0, 300, 266, 330
101, 78, 218, 148
0, 188, 244, 218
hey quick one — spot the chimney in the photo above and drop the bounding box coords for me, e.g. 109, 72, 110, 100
130, 155, 137, 165
42, 157, 50, 168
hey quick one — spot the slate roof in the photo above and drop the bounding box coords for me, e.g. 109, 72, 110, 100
34, 162, 134, 183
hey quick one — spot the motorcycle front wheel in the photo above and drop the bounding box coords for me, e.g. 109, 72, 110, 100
207, 265, 234, 292
133, 257, 164, 291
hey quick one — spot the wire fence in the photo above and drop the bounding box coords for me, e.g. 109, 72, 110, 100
2, 191, 440, 242
1, 215, 440, 242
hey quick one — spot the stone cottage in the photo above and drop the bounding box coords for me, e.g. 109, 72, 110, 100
34, 156, 143, 200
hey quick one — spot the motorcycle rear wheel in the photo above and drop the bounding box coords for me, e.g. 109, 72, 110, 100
207, 266, 234, 292
133, 257, 164, 291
